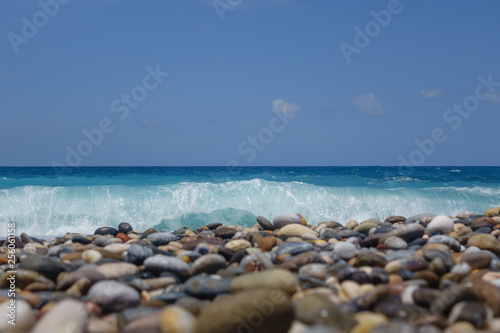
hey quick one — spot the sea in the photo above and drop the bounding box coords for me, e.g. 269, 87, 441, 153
1, 166, 499, 236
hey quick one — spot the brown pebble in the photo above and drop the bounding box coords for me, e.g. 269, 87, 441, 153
116, 232, 131, 242
258, 236, 277, 251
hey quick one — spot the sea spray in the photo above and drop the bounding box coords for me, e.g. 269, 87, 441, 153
1, 177, 499, 235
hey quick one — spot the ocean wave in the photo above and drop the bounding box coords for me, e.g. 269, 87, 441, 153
0, 179, 499, 235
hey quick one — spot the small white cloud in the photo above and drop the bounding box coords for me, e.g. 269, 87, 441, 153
420, 89, 442, 99
272, 99, 301, 117
488, 92, 500, 103
352, 93, 392, 116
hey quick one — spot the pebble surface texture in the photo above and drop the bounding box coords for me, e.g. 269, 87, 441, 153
2, 209, 500, 332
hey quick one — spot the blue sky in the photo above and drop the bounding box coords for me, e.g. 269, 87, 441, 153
1, 0, 499, 166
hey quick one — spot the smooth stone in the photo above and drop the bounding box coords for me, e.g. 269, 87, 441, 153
385, 250, 416, 261
123, 311, 161, 332
335, 266, 369, 284
88, 280, 141, 312
193, 289, 294, 333
384, 261, 403, 274
160, 305, 196, 333
118, 306, 159, 328
0, 269, 56, 290
174, 297, 211, 316
92, 236, 113, 247
71, 235, 91, 245
467, 234, 500, 255
405, 213, 436, 224
277, 224, 319, 238
82, 250, 103, 264
144, 276, 177, 290
94, 227, 119, 237
146, 232, 177, 246
353, 252, 387, 267
379, 224, 425, 244
413, 288, 441, 308
189, 254, 227, 276
339, 280, 363, 301
273, 213, 303, 229
184, 275, 232, 299
258, 236, 277, 251
474, 227, 492, 234
385, 236, 408, 250
177, 250, 202, 262
144, 255, 190, 280
414, 270, 440, 288
354, 220, 382, 234
316, 221, 343, 230
460, 251, 492, 269
430, 285, 475, 314
118, 275, 150, 291
293, 294, 357, 331
448, 301, 492, 328
428, 235, 461, 252
57, 268, 106, 290
298, 263, 327, 280
19, 255, 66, 281
422, 248, 455, 271
97, 262, 139, 279
329, 229, 361, 239
214, 227, 237, 239
334, 242, 358, 260
225, 239, 252, 251
374, 225, 395, 234
116, 232, 132, 242
0, 300, 35, 332
281, 251, 323, 271
125, 244, 155, 265
370, 268, 390, 284
471, 275, 500, 316
484, 207, 500, 216
193, 243, 218, 255
256, 216, 274, 230
153, 292, 191, 304
351, 312, 388, 333
450, 262, 471, 275
22, 242, 38, 254
444, 322, 476, 333
276, 241, 314, 256
385, 216, 406, 223
231, 268, 299, 295
118, 222, 133, 234
457, 211, 476, 219
345, 220, 359, 229
427, 215, 454, 234
470, 217, 495, 230
240, 252, 275, 271
47, 245, 69, 257
32, 299, 87, 333
360, 234, 384, 248
104, 243, 130, 255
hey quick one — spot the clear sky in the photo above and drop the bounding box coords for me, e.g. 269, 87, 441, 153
1, 0, 499, 167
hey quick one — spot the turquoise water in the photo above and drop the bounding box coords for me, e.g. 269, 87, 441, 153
1, 167, 499, 235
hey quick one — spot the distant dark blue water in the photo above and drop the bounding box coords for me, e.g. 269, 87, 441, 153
1, 167, 499, 235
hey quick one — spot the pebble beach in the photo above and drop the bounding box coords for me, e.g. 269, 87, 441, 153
2, 208, 500, 333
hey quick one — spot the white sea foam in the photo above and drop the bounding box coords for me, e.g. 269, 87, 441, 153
0, 179, 499, 235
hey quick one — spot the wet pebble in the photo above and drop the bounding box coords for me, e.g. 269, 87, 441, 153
88, 280, 141, 312
273, 213, 303, 228
189, 254, 227, 276
193, 289, 294, 333
144, 255, 190, 280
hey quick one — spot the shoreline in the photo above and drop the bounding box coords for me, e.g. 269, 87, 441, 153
1, 208, 500, 332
